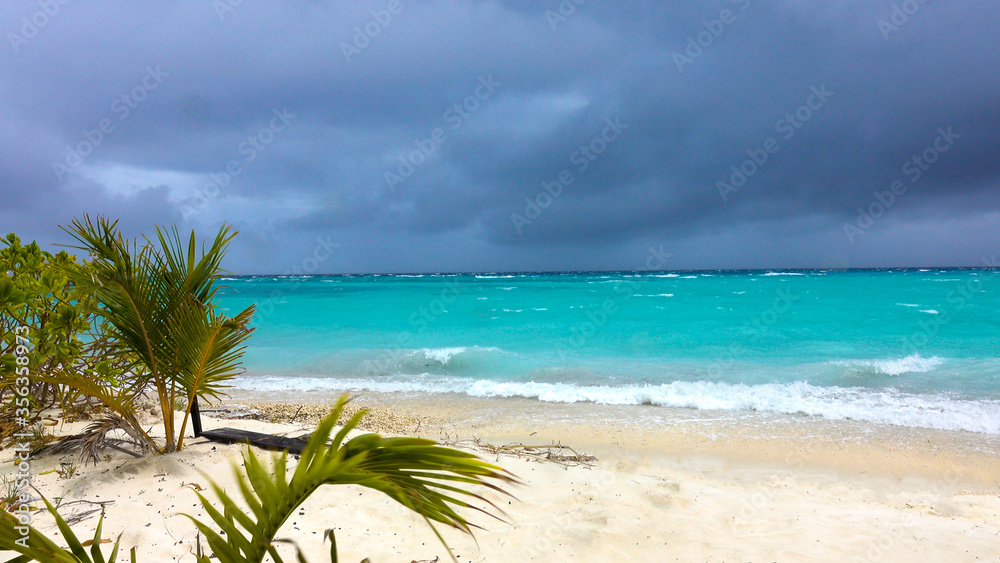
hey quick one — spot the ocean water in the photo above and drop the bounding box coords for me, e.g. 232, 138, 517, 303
216, 269, 1000, 434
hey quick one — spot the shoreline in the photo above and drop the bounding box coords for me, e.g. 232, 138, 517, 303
4, 392, 999, 561
220, 390, 1000, 490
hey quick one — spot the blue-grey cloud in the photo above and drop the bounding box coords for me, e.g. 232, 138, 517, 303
1, 0, 997, 273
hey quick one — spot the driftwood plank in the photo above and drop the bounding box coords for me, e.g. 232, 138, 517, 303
201, 427, 310, 454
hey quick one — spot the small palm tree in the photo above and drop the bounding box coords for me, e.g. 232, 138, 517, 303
0, 396, 518, 562
59, 216, 255, 453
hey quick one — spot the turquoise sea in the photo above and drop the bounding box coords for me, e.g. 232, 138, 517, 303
217, 269, 1000, 434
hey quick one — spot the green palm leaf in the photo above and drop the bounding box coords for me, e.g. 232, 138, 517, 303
0, 396, 516, 563
0, 495, 133, 563
173, 302, 255, 450
184, 395, 518, 563
60, 216, 253, 452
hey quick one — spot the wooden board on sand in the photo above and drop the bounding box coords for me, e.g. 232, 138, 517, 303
200, 427, 310, 454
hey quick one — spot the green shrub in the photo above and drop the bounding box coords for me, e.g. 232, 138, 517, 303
0, 396, 517, 563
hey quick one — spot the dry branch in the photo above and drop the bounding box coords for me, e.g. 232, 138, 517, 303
442, 436, 597, 469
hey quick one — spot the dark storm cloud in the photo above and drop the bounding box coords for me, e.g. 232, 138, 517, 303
1, 0, 997, 273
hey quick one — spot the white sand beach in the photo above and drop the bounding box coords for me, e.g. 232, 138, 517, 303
3, 395, 999, 562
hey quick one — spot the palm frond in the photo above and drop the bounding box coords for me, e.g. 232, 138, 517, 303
61, 216, 171, 376
155, 224, 237, 307
0, 396, 516, 563
29, 370, 158, 456
185, 395, 518, 563
173, 302, 255, 450
59, 215, 252, 452
38, 413, 154, 465
0, 494, 130, 563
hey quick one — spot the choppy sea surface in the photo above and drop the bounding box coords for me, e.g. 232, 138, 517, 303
216, 269, 1000, 434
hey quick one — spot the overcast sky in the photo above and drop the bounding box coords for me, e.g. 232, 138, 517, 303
1, 1, 997, 273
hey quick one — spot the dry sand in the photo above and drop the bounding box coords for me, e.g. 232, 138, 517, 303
3, 395, 999, 562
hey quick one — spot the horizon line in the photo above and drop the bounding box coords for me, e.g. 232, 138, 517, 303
222, 265, 999, 277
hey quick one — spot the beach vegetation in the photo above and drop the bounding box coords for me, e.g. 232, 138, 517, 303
2, 215, 255, 459
0, 233, 125, 447
0, 475, 18, 512
0, 396, 517, 562
56, 215, 255, 454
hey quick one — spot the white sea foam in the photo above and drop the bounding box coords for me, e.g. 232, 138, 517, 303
419, 347, 467, 364
679, 275, 698, 279
920, 309, 939, 314
233, 376, 1000, 434
411, 346, 499, 365
634, 294, 674, 297
651, 274, 680, 278
762, 272, 806, 276
836, 354, 944, 376
499, 287, 517, 290
733, 291, 746, 294
476, 275, 516, 279
897, 303, 919, 307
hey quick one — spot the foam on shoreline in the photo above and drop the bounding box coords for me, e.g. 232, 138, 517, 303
223, 389, 1000, 487
231, 374, 1000, 435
